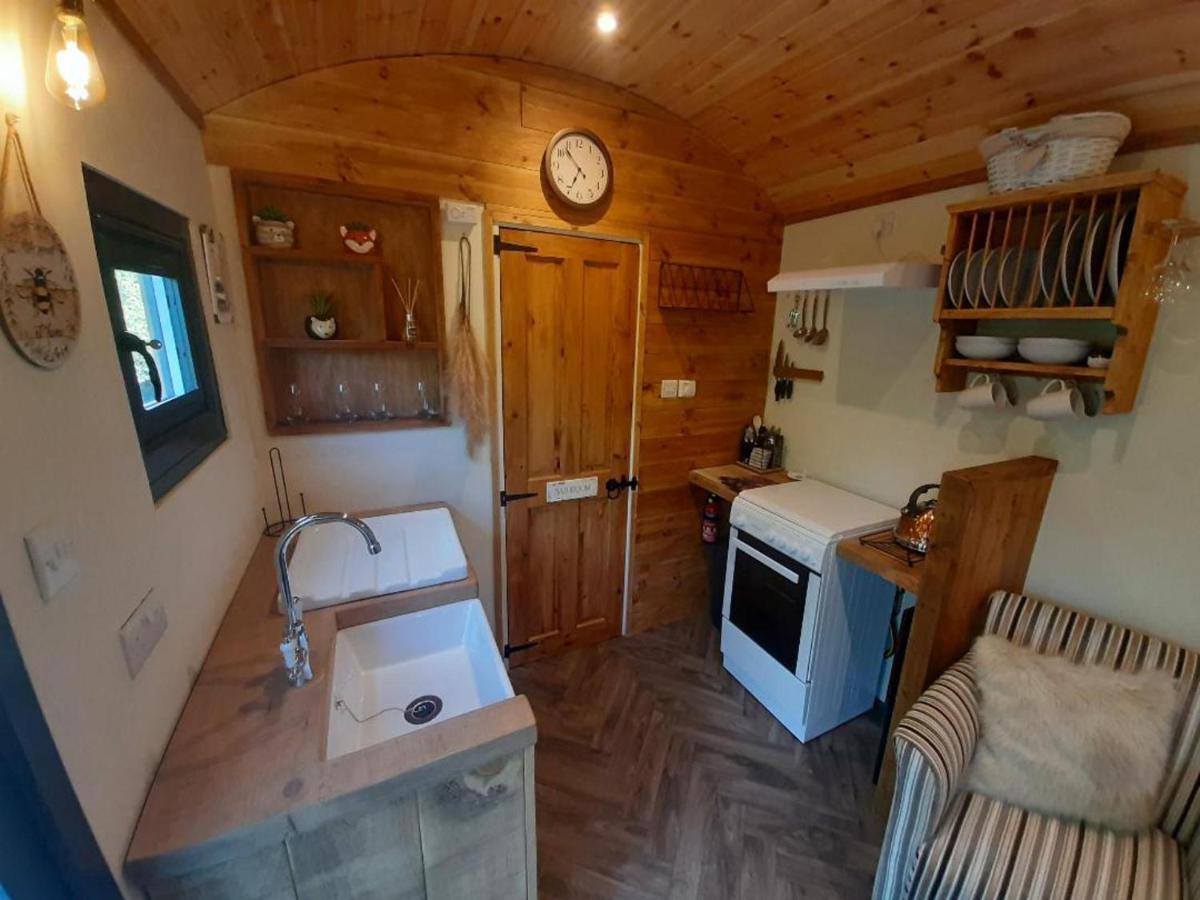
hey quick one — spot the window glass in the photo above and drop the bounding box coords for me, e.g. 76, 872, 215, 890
113, 269, 198, 409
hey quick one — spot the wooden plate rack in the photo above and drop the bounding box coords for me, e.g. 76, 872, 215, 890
932, 170, 1186, 414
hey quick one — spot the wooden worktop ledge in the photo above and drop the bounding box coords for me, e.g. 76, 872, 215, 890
125, 505, 536, 884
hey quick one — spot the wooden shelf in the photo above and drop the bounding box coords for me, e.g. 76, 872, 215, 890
938, 306, 1114, 321
234, 172, 447, 434
269, 416, 448, 436
941, 357, 1107, 381
263, 338, 439, 352
932, 169, 1185, 414
836, 534, 922, 595
245, 245, 385, 268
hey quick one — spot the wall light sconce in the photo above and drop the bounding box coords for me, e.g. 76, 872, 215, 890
45, 0, 106, 110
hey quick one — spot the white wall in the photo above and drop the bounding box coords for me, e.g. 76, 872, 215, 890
769, 145, 1200, 650
0, 1, 262, 891
208, 168, 499, 624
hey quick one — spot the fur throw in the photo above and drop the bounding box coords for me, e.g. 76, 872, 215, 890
963, 634, 1184, 832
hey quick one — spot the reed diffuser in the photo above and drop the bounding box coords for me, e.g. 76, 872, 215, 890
389, 276, 422, 342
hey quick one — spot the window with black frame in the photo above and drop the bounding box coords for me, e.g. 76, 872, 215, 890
84, 167, 226, 500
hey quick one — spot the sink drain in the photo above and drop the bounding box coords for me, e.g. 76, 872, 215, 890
404, 695, 443, 725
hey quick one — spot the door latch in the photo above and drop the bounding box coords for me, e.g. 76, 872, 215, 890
503, 640, 538, 658
605, 476, 639, 499
493, 235, 539, 255
499, 490, 537, 507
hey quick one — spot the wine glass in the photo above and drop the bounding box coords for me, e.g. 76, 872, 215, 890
334, 382, 358, 423
284, 383, 305, 425
1152, 231, 1194, 305
367, 381, 389, 421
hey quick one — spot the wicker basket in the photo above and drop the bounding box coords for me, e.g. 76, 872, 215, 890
979, 112, 1131, 193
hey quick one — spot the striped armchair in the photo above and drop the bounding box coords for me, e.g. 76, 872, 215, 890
874, 591, 1200, 900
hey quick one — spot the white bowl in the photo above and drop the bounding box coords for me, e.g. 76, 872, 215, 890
1017, 337, 1090, 365
955, 335, 1017, 360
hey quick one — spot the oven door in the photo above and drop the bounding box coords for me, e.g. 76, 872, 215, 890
722, 530, 815, 673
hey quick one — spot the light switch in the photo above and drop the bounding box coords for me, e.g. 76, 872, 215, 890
660, 379, 679, 399
678, 379, 696, 398
25, 522, 80, 602
120, 591, 168, 679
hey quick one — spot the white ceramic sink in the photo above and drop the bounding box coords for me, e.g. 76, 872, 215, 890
283, 508, 469, 613
326, 598, 513, 760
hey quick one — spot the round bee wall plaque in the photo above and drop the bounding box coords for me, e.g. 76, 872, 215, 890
1, 116, 80, 369
0, 210, 80, 369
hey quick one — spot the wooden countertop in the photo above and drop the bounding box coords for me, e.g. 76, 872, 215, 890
836, 530, 923, 595
688, 463, 790, 503
125, 506, 536, 880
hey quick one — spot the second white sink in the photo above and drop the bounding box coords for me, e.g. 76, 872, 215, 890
326, 598, 513, 760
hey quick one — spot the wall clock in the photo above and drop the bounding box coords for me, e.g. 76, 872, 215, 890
542, 128, 613, 209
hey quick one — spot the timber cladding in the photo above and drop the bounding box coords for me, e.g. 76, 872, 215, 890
203, 56, 780, 635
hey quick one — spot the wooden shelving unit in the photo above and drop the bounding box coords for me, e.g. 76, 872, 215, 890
232, 172, 447, 434
932, 170, 1186, 414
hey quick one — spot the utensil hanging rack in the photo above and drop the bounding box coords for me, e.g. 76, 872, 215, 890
657, 260, 750, 311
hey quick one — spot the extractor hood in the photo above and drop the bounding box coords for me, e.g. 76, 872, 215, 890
767, 261, 940, 292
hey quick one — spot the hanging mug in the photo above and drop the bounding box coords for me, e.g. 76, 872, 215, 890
957, 373, 1015, 410
1026, 378, 1088, 420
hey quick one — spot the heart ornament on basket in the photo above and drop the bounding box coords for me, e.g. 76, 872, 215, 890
0, 116, 80, 369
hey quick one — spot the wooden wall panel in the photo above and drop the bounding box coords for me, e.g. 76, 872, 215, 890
203, 57, 779, 635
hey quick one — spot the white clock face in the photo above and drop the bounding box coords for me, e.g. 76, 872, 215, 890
546, 132, 611, 207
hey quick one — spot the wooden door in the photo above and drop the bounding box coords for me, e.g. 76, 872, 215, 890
499, 228, 639, 665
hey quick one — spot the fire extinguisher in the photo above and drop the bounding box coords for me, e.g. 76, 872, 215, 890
701, 493, 719, 544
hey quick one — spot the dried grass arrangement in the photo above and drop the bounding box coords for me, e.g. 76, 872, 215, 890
447, 235, 489, 455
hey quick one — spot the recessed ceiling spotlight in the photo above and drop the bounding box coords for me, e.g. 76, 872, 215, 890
596, 10, 618, 34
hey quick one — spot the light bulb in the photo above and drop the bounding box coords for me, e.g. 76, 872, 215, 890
596, 10, 618, 34
45, 1, 106, 110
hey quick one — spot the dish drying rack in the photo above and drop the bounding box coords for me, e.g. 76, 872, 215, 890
932, 169, 1186, 414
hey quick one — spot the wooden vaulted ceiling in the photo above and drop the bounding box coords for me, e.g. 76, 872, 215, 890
106, 0, 1200, 221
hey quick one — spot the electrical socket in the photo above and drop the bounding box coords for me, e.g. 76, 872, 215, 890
678, 379, 696, 398
119, 591, 168, 679
660, 379, 679, 399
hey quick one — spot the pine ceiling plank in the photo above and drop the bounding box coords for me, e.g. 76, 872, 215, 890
694, 0, 1091, 158
666, 0, 903, 121
730, 0, 1086, 165
105, 0, 1200, 221
742, 0, 1194, 185
353, 0, 426, 59
625, 0, 838, 110
463, 0, 530, 55
106, 0, 233, 111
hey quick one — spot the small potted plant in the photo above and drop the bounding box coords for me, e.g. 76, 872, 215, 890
339, 221, 378, 255
305, 292, 337, 340
251, 205, 296, 248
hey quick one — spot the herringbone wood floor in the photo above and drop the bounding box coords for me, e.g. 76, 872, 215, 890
509, 615, 887, 900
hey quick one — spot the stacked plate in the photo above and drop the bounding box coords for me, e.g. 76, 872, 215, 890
945, 207, 1133, 309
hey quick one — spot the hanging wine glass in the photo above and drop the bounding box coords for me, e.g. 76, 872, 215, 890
1152, 230, 1194, 305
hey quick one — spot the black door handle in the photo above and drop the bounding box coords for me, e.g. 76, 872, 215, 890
117, 331, 163, 402
605, 476, 639, 499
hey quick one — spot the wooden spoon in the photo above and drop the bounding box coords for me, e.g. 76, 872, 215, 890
812, 291, 831, 345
